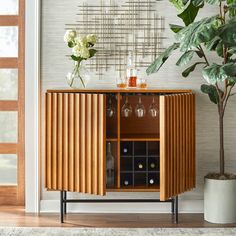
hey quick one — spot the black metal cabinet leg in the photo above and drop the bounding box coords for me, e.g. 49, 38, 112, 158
64, 191, 67, 215
60, 191, 64, 223
171, 197, 175, 215
174, 196, 179, 224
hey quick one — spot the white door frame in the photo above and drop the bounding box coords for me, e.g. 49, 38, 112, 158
25, 0, 40, 212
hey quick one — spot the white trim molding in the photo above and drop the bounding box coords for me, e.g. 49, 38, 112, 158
25, 0, 40, 212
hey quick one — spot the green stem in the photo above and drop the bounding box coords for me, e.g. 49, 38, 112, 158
75, 63, 86, 88
198, 45, 210, 66
69, 65, 78, 87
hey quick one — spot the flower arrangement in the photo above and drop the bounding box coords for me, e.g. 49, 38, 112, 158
64, 30, 98, 88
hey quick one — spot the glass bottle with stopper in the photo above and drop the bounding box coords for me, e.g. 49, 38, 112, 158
106, 142, 115, 187
126, 52, 137, 88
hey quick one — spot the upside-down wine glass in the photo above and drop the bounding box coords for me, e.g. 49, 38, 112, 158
135, 95, 146, 118
148, 96, 159, 118
106, 96, 116, 118
121, 95, 132, 118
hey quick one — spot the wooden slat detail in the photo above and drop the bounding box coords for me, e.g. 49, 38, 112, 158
0, 16, 18, 26
86, 94, 92, 194
68, 93, 74, 191
63, 93, 69, 190
45, 92, 106, 195
80, 94, 86, 193
57, 93, 63, 190
160, 93, 196, 201
45, 93, 52, 189
74, 94, 80, 192
52, 93, 58, 189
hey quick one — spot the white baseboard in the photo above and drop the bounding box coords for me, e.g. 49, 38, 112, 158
40, 199, 203, 213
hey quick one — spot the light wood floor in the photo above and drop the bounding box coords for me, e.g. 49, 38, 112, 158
0, 206, 235, 228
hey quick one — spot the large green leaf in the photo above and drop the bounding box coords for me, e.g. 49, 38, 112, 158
201, 84, 219, 104
204, 37, 221, 51
177, 1, 204, 26
169, 0, 185, 10
202, 63, 236, 84
227, 0, 236, 17
228, 47, 236, 54
176, 51, 195, 66
182, 62, 206, 77
146, 43, 180, 75
176, 16, 219, 52
205, 0, 220, 4
89, 49, 97, 58
192, 0, 204, 6
169, 24, 184, 33
71, 55, 83, 62
215, 41, 224, 57
218, 18, 236, 46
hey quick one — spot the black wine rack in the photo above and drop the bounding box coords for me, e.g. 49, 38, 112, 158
120, 141, 160, 188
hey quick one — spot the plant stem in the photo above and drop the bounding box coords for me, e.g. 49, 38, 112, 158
218, 101, 224, 175
198, 45, 210, 66
75, 62, 86, 88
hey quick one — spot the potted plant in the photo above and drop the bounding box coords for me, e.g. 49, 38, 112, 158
147, 0, 236, 223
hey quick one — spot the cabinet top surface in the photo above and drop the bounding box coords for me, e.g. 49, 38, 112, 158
46, 87, 193, 93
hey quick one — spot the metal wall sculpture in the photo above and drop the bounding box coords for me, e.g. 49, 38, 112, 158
66, 0, 165, 79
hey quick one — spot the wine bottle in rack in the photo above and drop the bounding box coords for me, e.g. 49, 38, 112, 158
150, 162, 156, 169
123, 147, 128, 154
148, 157, 158, 171
135, 157, 146, 171
106, 142, 115, 187
149, 178, 155, 185
138, 163, 144, 170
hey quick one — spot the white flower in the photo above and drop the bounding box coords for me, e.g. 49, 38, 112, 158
75, 36, 87, 47
72, 44, 82, 57
80, 47, 90, 59
86, 34, 97, 45
64, 30, 77, 43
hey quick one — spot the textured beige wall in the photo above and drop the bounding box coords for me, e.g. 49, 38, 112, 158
41, 0, 236, 203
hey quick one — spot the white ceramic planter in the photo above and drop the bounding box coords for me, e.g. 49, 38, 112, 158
204, 178, 236, 224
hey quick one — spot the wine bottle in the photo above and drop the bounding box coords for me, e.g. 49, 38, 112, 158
150, 162, 156, 169
138, 163, 143, 169
106, 142, 115, 187
126, 52, 137, 88
123, 148, 128, 154
149, 178, 154, 185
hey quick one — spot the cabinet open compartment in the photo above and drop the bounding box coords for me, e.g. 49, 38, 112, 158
119, 141, 160, 190
120, 94, 160, 140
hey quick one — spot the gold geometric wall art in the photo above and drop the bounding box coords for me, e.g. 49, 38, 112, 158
66, 0, 165, 79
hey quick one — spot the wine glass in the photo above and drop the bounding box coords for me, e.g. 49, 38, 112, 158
148, 96, 159, 118
106, 97, 116, 118
121, 95, 132, 118
135, 95, 146, 118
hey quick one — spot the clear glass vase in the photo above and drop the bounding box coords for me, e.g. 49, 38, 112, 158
66, 61, 91, 89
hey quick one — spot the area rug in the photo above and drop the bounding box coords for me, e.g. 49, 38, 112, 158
0, 227, 235, 236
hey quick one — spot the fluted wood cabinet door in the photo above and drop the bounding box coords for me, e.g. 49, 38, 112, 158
45, 92, 106, 195
159, 93, 195, 201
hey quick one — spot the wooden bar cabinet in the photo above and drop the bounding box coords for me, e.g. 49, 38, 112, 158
45, 88, 196, 223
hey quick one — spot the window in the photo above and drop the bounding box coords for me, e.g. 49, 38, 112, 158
0, 0, 24, 205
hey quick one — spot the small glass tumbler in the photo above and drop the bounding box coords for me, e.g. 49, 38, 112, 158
137, 78, 147, 89
116, 77, 127, 89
